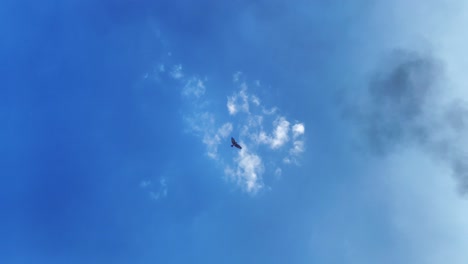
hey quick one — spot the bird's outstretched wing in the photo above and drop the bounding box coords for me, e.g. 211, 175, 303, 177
231, 137, 242, 149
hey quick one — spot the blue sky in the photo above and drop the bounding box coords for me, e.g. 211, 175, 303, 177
2, 0, 468, 263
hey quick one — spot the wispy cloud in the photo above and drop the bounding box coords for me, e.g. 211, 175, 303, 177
227, 83, 250, 115
202, 123, 233, 160
290, 140, 305, 156
274, 167, 282, 178
185, 112, 232, 160
170, 64, 183, 79
183, 76, 206, 98
218, 123, 233, 138
142, 63, 166, 82
144, 63, 306, 193
271, 117, 291, 149
140, 177, 168, 201
225, 148, 264, 194
292, 123, 305, 138
137, 25, 305, 194
220, 74, 307, 192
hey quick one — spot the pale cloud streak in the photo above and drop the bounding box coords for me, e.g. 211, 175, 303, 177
225, 148, 264, 194
290, 140, 305, 156
185, 112, 232, 160
271, 117, 290, 149
227, 83, 250, 115
252, 117, 291, 149
140, 177, 168, 201
202, 122, 233, 160
170, 64, 183, 79
183, 76, 206, 98
218, 123, 233, 138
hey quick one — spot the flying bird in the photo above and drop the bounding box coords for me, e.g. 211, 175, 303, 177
231, 137, 242, 149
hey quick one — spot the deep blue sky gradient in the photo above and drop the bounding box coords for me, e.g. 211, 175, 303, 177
1, 1, 378, 263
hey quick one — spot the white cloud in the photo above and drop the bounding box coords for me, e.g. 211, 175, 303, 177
253, 117, 291, 149
142, 63, 167, 82
141, 177, 168, 201
246, 115, 263, 129
200, 122, 233, 160
226, 149, 264, 194
159, 178, 168, 197
271, 117, 290, 149
222, 83, 306, 192
218, 123, 233, 138
144, 60, 306, 193
275, 167, 282, 178
290, 140, 305, 155
170, 64, 183, 79
238, 151, 264, 193
233, 71, 243, 83
292, 123, 305, 138
183, 76, 206, 98
227, 98, 237, 115
251, 95, 260, 106
262, 107, 277, 115
226, 83, 250, 115
186, 114, 233, 160
185, 112, 215, 135
202, 134, 221, 159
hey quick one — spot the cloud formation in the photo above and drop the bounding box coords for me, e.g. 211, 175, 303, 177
349, 49, 468, 194
183, 76, 206, 98
140, 177, 168, 201
170, 64, 183, 79
149, 66, 306, 193
227, 83, 250, 115
292, 123, 305, 138
225, 149, 264, 193
226, 74, 306, 176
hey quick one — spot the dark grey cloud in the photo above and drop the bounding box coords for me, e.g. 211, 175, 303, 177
348, 49, 468, 194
